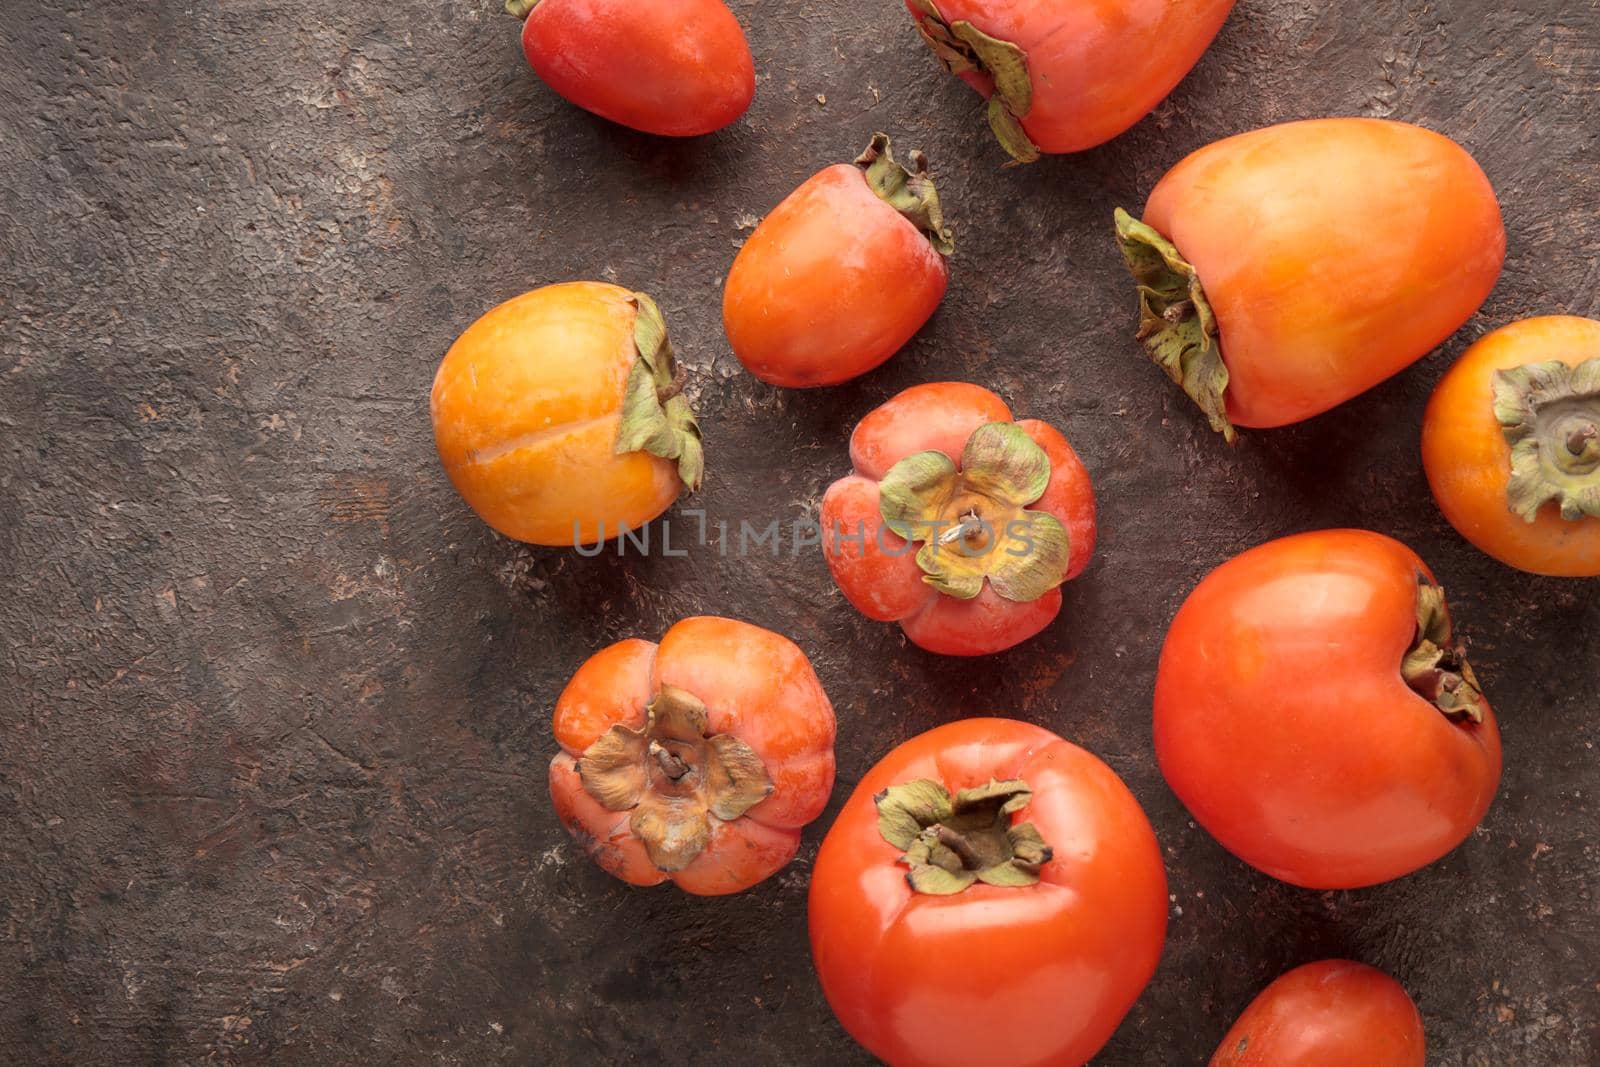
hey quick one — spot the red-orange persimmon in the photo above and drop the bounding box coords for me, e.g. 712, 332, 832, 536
1211, 961, 1425, 1067
549, 617, 835, 895
821, 382, 1096, 656
904, 0, 1236, 161
1154, 530, 1502, 889
810, 719, 1167, 1067
723, 135, 952, 387
513, 0, 754, 137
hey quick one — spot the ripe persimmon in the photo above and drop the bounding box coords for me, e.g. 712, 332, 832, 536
431, 281, 702, 546
1423, 315, 1600, 576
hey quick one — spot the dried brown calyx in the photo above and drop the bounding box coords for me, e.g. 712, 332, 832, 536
1494, 357, 1600, 522
578, 686, 772, 870
906, 0, 1039, 164
1401, 576, 1486, 725
875, 777, 1052, 894
1113, 208, 1231, 441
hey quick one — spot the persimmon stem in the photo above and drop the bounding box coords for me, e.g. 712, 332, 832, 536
649, 741, 691, 781
655, 362, 688, 405
1568, 422, 1598, 457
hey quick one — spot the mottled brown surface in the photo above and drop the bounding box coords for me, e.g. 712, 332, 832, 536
2, 1, 1598, 1064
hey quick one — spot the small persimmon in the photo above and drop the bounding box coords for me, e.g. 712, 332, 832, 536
430, 281, 702, 547
1423, 315, 1600, 576
549, 617, 836, 895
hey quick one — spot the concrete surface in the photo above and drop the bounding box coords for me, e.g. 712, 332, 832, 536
2, 0, 1597, 1063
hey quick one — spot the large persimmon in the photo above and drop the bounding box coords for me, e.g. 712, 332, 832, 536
1154, 530, 1502, 889
1116, 119, 1504, 439
810, 719, 1167, 1067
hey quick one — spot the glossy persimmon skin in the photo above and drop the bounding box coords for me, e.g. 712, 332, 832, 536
1145, 118, 1505, 428
548, 617, 836, 895
820, 382, 1096, 655
1423, 315, 1600, 576
1211, 961, 1425, 1067
520, 0, 754, 137
907, 0, 1235, 153
810, 719, 1167, 1067
723, 164, 949, 387
430, 281, 683, 546
1154, 530, 1502, 889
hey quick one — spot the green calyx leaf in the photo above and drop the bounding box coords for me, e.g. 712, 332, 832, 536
878, 422, 1071, 603
615, 292, 704, 492
1113, 208, 1233, 442
1400, 576, 1486, 725
505, 0, 539, 16
1493, 357, 1600, 522
855, 133, 955, 256
907, 0, 1040, 165
874, 777, 1052, 895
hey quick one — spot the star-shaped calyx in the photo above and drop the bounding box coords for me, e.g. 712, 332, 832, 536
878, 422, 1070, 602
578, 686, 772, 871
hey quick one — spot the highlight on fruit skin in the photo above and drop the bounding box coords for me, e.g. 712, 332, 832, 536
904, 0, 1236, 162
511, 0, 755, 137
430, 281, 702, 547
1114, 118, 1505, 441
1423, 315, 1600, 577
723, 133, 953, 388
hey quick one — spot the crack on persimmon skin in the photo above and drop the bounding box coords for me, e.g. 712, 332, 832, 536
463, 414, 613, 467
576, 685, 773, 871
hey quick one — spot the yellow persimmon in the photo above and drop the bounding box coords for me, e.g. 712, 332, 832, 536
430, 281, 702, 546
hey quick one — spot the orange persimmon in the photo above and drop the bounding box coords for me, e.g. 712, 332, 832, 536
511, 0, 754, 137
1423, 315, 1600, 576
1155, 530, 1502, 889
430, 281, 702, 546
1211, 961, 1425, 1067
810, 718, 1167, 1067
723, 134, 952, 388
1116, 119, 1504, 439
549, 617, 836, 895
905, 0, 1237, 161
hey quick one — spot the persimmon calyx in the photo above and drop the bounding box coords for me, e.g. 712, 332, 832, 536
878, 422, 1070, 603
577, 685, 773, 871
504, 0, 539, 16
875, 777, 1053, 894
1401, 577, 1486, 725
1493, 357, 1600, 522
854, 133, 955, 256
1114, 209, 1233, 442
906, 0, 1040, 165
616, 291, 705, 492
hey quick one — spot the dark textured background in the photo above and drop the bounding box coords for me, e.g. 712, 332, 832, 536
3, 0, 1598, 1063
